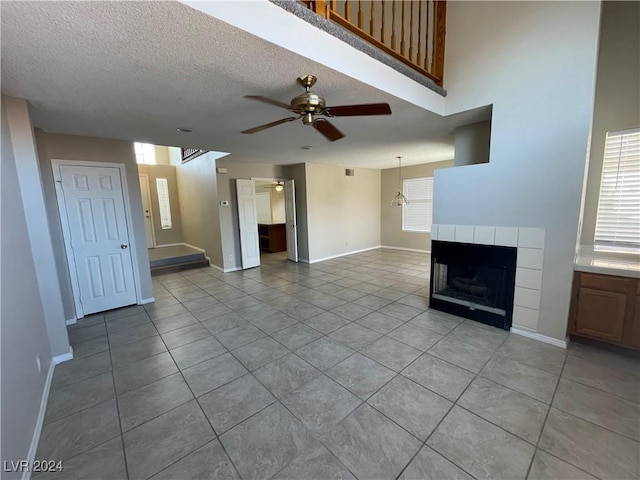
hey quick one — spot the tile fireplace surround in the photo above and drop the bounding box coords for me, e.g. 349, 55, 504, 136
431, 225, 546, 338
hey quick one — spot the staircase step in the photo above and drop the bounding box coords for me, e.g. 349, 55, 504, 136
149, 252, 205, 268
151, 258, 210, 276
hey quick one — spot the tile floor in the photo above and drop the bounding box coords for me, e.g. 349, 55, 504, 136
37, 250, 640, 479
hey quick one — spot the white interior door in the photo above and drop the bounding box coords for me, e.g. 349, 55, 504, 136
57, 164, 137, 315
139, 175, 155, 248
236, 179, 261, 269
255, 191, 272, 224
284, 179, 298, 262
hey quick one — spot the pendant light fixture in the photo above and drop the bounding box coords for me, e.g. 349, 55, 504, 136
390, 156, 408, 206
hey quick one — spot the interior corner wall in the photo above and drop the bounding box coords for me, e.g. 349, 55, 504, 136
169, 150, 224, 268
154, 145, 171, 165
454, 120, 491, 167
137, 164, 184, 246
437, 1, 602, 341
381, 160, 452, 252
1, 98, 54, 478
3, 97, 70, 358
284, 163, 310, 262
35, 131, 154, 312
580, 0, 640, 247
215, 159, 287, 270
305, 163, 381, 262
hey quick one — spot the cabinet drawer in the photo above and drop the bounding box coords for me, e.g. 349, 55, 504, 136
579, 273, 632, 293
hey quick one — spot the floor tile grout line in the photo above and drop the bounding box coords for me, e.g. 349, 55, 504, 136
104, 316, 132, 480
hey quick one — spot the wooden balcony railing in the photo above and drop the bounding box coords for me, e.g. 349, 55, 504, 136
303, 0, 446, 86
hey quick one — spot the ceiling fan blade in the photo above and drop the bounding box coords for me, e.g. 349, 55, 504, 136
244, 95, 293, 111
324, 103, 392, 117
241, 117, 298, 134
313, 118, 345, 142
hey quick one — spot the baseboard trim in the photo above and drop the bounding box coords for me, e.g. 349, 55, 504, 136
210, 263, 242, 273
53, 346, 74, 364
510, 326, 568, 349
380, 245, 431, 254
298, 258, 310, 264
152, 242, 185, 248
65, 317, 77, 326
308, 246, 381, 264
139, 297, 155, 305
24, 359, 56, 480
182, 243, 207, 253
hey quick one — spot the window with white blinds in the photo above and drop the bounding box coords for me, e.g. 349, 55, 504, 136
594, 128, 640, 249
156, 178, 172, 229
402, 177, 433, 232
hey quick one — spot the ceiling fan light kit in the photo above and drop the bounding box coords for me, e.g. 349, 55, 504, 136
241, 74, 392, 142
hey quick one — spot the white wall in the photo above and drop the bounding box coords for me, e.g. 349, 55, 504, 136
4, 97, 70, 355
305, 163, 381, 262
169, 148, 224, 268
580, 0, 640, 247
436, 1, 601, 340
1, 98, 57, 477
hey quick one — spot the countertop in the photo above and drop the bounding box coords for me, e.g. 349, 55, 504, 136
575, 246, 640, 278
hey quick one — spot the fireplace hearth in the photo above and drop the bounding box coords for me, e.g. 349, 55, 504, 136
430, 241, 517, 330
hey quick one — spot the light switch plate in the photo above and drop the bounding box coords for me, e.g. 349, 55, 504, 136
220, 200, 229, 206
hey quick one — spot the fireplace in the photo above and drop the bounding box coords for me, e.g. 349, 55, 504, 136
430, 241, 517, 330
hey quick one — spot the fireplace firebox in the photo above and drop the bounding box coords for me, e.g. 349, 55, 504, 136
430, 241, 517, 330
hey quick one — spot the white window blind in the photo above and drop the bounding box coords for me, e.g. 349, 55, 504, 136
402, 177, 433, 232
156, 178, 172, 229
594, 128, 640, 249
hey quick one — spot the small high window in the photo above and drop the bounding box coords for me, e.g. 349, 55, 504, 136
402, 177, 434, 232
156, 178, 172, 229
134, 143, 156, 164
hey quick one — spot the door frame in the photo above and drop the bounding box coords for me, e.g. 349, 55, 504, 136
52, 159, 143, 318
138, 173, 157, 248
251, 176, 297, 260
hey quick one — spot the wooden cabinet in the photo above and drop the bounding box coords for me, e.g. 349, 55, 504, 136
258, 223, 286, 253
569, 272, 639, 349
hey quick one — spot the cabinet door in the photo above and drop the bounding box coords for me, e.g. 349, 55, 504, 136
574, 287, 627, 342
626, 294, 640, 348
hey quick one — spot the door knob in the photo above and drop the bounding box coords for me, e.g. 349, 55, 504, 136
121, 244, 128, 249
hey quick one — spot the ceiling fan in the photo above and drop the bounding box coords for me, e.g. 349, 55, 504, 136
258, 181, 285, 192
241, 74, 392, 142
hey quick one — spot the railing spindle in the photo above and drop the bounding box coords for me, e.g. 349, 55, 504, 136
300, 0, 445, 86
391, 0, 397, 50
424, 0, 430, 69
417, 1, 422, 68
381, 1, 386, 44
400, 0, 406, 56
409, 0, 414, 61
369, 1, 375, 37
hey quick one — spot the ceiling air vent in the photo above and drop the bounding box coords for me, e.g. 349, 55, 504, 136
345, 168, 355, 177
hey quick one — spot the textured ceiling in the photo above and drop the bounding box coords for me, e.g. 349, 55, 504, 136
1, 1, 488, 169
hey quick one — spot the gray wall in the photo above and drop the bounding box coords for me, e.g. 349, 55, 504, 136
1, 99, 55, 478
381, 160, 453, 251
169, 149, 224, 268
215, 158, 288, 270
580, 0, 640, 247
36, 131, 154, 318
137, 164, 184, 246
437, 1, 601, 340
305, 162, 381, 262
454, 120, 491, 167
